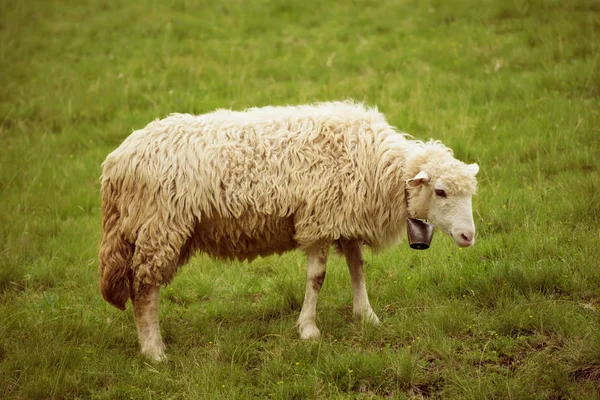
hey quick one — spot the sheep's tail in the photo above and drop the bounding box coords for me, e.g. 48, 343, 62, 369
98, 178, 134, 311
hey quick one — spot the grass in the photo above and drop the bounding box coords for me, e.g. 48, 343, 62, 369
1, 0, 599, 398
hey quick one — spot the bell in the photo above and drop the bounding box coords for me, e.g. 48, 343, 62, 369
407, 218, 435, 250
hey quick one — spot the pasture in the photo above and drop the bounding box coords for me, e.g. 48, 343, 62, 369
1, 0, 599, 398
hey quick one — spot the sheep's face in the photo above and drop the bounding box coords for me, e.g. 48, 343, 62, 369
406, 163, 479, 247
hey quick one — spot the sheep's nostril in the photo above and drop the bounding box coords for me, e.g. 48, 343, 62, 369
461, 233, 472, 243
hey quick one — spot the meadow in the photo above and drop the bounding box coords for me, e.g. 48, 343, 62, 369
1, 0, 599, 398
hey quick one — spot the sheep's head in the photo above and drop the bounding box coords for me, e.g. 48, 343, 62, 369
405, 150, 479, 248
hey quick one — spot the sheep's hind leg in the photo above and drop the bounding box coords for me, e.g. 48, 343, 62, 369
297, 244, 328, 339
340, 239, 380, 324
132, 283, 166, 361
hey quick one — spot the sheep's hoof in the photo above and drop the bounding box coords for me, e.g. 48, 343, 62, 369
141, 343, 167, 362
299, 324, 321, 340
366, 311, 381, 325
355, 309, 381, 325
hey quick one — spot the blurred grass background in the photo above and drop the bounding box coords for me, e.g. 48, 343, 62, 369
1, 0, 599, 398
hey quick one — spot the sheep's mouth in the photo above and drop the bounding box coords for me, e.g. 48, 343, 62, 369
453, 234, 475, 247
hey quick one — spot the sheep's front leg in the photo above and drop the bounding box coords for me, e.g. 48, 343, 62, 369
132, 283, 166, 361
297, 245, 328, 339
340, 239, 380, 324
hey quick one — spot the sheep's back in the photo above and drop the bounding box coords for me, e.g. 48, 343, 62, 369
101, 102, 405, 250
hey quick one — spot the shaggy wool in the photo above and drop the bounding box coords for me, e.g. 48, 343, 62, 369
99, 101, 477, 310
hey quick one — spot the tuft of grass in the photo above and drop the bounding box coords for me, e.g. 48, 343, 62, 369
1, 0, 600, 398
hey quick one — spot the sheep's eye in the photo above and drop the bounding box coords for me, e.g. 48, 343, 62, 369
435, 189, 447, 198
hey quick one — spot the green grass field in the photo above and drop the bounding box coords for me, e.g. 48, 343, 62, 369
1, 0, 599, 398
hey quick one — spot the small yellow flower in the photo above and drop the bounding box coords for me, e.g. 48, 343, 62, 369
295, 362, 300, 365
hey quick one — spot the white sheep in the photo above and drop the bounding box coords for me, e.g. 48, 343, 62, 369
99, 101, 479, 361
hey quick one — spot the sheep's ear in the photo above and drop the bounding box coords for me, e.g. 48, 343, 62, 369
407, 171, 430, 187
465, 163, 479, 176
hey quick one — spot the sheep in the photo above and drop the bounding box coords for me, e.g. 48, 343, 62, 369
99, 101, 479, 361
